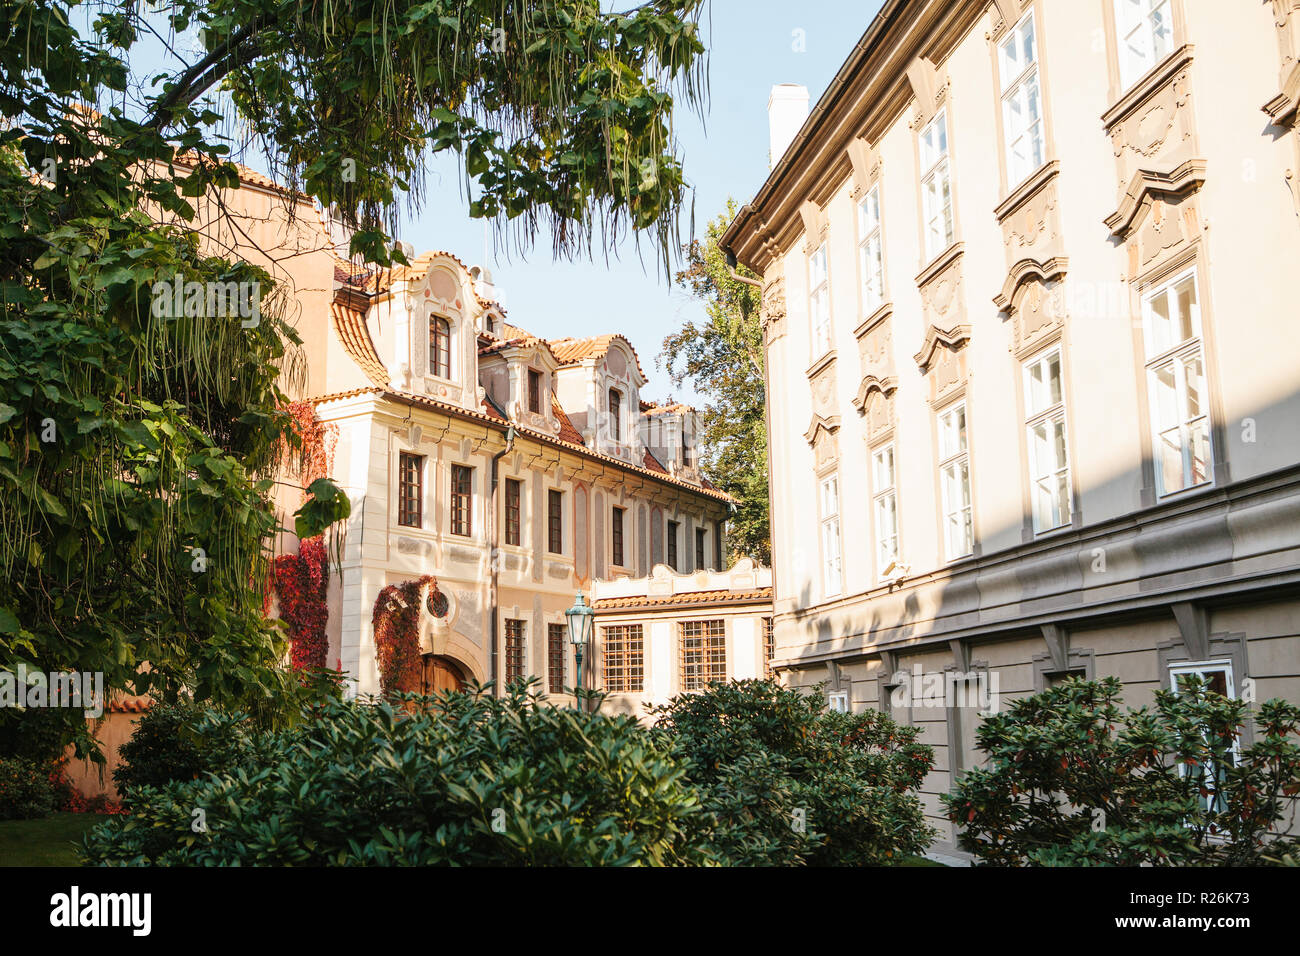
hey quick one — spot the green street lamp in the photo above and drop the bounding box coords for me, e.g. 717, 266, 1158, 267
565, 591, 595, 712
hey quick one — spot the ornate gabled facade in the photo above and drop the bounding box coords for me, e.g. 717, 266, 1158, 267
288, 247, 732, 701
722, 0, 1300, 847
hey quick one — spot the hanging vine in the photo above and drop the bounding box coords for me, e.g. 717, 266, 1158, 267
280, 400, 339, 504
373, 576, 441, 695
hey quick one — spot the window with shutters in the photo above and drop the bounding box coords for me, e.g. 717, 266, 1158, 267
547, 489, 563, 553
398, 453, 423, 528
504, 477, 522, 546
450, 464, 473, 536
430, 316, 451, 379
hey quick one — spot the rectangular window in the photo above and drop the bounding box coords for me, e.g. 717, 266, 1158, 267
603, 624, 644, 692
608, 388, 622, 441
450, 464, 473, 536
667, 520, 680, 570
1024, 348, 1072, 532
504, 477, 522, 546
679, 620, 726, 691
920, 110, 954, 261
762, 616, 774, 679
820, 474, 842, 596
1169, 660, 1237, 813
547, 622, 566, 694
504, 619, 526, 685
827, 691, 849, 713
999, 11, 1044, 187
612, 506, 625, 567
1115, 0, 1174, 90
809, 243, 832, 358
695, 527, 706, 571
714, 520, 723, 571
430, 316, 451, 379
938, 403, 973, 560
547, 489, 563, 554
398, 452, 423, 528
872, 444, 900, 573
1142, 268, 1211, 497
527, 369, 542, 414
858, 186, 885, 312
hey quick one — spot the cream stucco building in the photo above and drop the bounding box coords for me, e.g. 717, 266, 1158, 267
722, 0, 1300, 843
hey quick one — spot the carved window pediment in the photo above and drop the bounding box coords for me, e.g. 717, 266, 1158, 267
906, 55, 950, 129
914, 325, 970, 406
994, 255, 1069, 314
804, 415, 841, 470
1125, 194, 1202, 278
847, 137, 882, 200
1004, 277, 1065, 358
799, 200, 829, 254
916, 242, 967, 330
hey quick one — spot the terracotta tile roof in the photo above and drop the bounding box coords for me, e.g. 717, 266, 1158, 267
107, 694, 153, 714
552, 397, 584, 445
592, 586, 772, 611
641, 401, 693, 417
369, 249, 505, 313
546, 333, 647, 381
172, 152, 308, 198
307, 387, 734, 504
330, 300, 388, 388
643, 448, 669, 475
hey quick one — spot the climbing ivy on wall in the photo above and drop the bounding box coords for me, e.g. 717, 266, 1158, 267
373, 576, 439, 696
270, 537, 329, 672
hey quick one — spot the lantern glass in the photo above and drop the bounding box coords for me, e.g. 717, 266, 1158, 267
565, 592, 594, 646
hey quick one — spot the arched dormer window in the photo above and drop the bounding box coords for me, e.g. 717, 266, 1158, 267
608, 387, 622, 441
430, 316, 451, 379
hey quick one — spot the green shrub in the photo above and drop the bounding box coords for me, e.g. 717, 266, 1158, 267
0, 756, 59, 820
651, 679, 936, 865
943, 676, 1300, 866
85, 684, 713, 866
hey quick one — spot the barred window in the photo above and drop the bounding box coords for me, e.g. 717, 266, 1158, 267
450, 464, 472, 536
398, 452, 423, 528
680, 620, 726, 691
505, 477, 522, 546
547, 623, 567, 694
762, 617, 774, 679
504, 619, 526, 685
602, 624, 644, 692
430, 316, 451, 378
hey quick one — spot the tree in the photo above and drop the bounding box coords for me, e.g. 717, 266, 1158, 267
943, 676, 1300, 866
0, 0, 706, 756
662, 199, 769, 563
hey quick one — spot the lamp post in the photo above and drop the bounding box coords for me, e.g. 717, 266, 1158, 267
565, 592, 594, 712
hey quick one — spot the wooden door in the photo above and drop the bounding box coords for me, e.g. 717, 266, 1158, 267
421, 655, 466, 694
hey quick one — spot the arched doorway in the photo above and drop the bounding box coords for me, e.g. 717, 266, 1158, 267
421, 654, 467, 694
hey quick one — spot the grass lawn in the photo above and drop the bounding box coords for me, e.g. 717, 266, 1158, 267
0, 813, 107, 866
897, 854, 947, 866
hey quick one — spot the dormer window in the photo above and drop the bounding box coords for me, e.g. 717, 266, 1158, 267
528, 368, 542, 414
682, 429, 694, 468
609, 387, 622, 441
430, 316, 451, 379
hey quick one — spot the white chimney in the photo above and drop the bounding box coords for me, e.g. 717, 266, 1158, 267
768, 84, 810, 169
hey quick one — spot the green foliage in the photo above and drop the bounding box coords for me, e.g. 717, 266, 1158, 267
84, 684, 714, 866
0, 756, 59, 820
663, 200, 769, 563
651, 679, 936, 865
943, 677, 1300, 866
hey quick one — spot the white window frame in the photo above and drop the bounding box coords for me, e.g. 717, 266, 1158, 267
857, 185, 885, 313
1115, 0, 1175, 91
871, 443, 900, 575
809, 243, 832, 359
938, 402, 973, 561
1141, 266, 1212, 498
1023, 347, 1072, 533
1169, 659, 1238, 814
827, 691, 849, 713
919, 109, 954, 262
820, 473, 842, 597
999, 10, 1045, 188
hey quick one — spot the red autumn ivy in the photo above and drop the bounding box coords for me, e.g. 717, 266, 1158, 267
373, 576, 441, 696
271, 537, 329, 671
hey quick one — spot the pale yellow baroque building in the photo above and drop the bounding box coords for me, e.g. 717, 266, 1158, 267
723, 0, 1300, 842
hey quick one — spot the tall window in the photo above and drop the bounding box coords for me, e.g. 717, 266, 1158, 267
608, 387, 622, 441
820, 475, 842, 596
714, 520, 723, 571
504, 477, 522, 546
398, 452, 423, 528
920, 110, 954, 261
450, 464, 473, 536
611, 506, 625, 567
682, 431, 694, 468
938, 403, 973, 560
872, 444, 899, 572
858, 186, 884, 312
547, 489, 563, 553
1142, 268, 1211, 497
667, 520, 680, 570
1169, 660, 1237, 812
999, 11, 1043, 187
762, 617, 774, 679
547, 623, 566, 694
1115, 0, 1174, 90
1024, 348, 1072, 532
430, 316, 451, 379
695, 527, 706, 571
603, 624, 644, 692
504, 619, 526, 685
680, 620, 726, 691
527, 368, 542, 414
809, 243, 831, 358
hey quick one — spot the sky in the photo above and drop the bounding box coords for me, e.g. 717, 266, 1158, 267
113, 0, 886, 403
